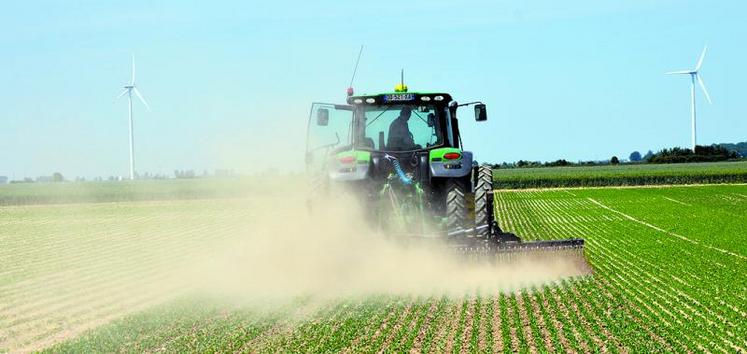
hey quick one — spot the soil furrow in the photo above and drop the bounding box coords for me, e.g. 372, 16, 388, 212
476, 293, 491, 353
525, 290, 553, 353
430, 300, 462, 353
342, 300, 399, 354
409, 300, 439, 353
458, 296, 478, 354
377, 299, 415, 352
491, 295, 504, 353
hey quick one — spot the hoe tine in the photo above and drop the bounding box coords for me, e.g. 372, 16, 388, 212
450, 238, 591, 276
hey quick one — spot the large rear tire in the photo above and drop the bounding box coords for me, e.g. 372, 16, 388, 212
445, 179, 469, 234
474, 165, 494, 238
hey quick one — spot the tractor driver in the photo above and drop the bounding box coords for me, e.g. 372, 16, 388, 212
387, 107, 418, 151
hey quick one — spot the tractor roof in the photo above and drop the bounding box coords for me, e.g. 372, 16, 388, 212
346, 92, 453, 106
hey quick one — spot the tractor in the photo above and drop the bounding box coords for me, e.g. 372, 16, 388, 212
305, 84, 585, 256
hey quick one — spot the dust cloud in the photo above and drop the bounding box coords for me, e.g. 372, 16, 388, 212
0, 176, 589, 352
188, 182, 590, 301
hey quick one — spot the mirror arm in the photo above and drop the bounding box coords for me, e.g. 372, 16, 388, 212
456, 101, 484, 107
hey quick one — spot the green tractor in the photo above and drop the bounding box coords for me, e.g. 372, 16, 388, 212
306, 85, 585, 255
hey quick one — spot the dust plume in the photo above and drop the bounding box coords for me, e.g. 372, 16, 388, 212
0, 176, 588, 352
189, 181, 590, 300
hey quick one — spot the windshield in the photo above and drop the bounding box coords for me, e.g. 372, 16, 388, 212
355, 104, 444, 151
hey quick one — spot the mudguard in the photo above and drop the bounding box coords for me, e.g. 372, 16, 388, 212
429, 148, 473, 178
329, 150, 371, 181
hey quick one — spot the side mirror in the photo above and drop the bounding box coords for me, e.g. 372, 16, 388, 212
474, 104, 487, 122
317, 108, 329, 126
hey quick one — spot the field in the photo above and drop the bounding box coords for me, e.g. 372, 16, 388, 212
1, 180, 745, 352
492, 160, 747, 189
0, 176, 298, 206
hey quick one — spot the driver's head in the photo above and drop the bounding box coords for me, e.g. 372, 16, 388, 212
400, 107, 412, 120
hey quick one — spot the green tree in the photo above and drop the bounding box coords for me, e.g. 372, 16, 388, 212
629, 151, 642, 162
52, 172, 64, 182
610, 156, 620, 164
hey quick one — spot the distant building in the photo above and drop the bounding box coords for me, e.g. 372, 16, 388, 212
0, 176, 7, 184
215, 169, 235, 177
174, 170, 196, 179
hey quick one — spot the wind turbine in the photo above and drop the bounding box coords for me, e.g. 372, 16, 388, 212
666, 45, 712, 151
117, 55, 150, 180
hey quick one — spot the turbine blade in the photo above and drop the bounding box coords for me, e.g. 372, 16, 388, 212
133, 87, 150, 111
697, 74, 712, 104
665, 70, 691, 75
695, 45, 707, 71
131, 54, 136, 85
116, 88, 129, 99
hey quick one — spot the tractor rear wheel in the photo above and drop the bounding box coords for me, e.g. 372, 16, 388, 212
474, 165, 494, 238
445, 178, 469, 234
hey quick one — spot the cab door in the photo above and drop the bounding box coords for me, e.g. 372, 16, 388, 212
305, 103, 353, 179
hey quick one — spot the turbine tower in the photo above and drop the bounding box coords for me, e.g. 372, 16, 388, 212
117, 55, 150, 180
666, 46, 712, 151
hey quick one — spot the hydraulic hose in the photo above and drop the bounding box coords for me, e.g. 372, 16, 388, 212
385, 155, 413, 185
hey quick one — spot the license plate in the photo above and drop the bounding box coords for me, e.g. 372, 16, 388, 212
384, 93, 415, 102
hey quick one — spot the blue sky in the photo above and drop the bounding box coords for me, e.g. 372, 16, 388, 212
1, 1, 745, 178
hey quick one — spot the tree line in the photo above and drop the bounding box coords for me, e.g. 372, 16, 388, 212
494, 141, 745, 169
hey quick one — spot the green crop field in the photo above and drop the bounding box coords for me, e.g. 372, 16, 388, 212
492, 160, 747, 189
1, 182, 745, 353
0, 175, 302, 206
1, 161, 743, 206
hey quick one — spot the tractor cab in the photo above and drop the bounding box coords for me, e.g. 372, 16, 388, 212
307, 91, 486, 155
346, 92, 456, 153
306, 87, 487, 186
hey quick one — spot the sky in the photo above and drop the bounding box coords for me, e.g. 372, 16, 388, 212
1, 0, 745, 179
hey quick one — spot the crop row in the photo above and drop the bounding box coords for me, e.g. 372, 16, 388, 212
0, 199, 258, 352
44, 290, 583, 353
494, 185, 747, 351
0, 176, 301, 206
13, 184, 747, 352
492, 160, 747, 189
